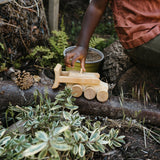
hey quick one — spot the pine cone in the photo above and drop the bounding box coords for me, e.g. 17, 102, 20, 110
14, 71, 34, 90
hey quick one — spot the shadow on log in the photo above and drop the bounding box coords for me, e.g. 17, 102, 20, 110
0, 80, 160, 126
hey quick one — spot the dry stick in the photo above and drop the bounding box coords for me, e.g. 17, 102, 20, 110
15, 105, 34, 121
39, 0, 50, 36
33, 0, 39, 17
0, 22, 20, 29
19, 30, 29, 53
12, 0, 40, 9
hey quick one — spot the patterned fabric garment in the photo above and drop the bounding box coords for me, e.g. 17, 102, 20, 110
111, 0, 160, 49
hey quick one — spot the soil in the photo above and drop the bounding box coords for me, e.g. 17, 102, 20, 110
86, 50, 102, 62
66, 50, 102, 62
89, 117, 160, 160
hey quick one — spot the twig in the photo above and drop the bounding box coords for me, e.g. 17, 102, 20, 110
0, 21, 20, 29
15, 105, 28, 113
12, 0, 40, 9
33, 0, 39, 17
19, 30, 29, 53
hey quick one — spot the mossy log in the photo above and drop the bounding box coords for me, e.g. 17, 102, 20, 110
0, 80, 160, 126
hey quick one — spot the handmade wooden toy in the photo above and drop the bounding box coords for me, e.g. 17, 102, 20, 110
52, 63, 108, 102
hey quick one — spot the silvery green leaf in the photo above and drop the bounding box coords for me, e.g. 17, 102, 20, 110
114, 129, 119, 137
50, 141, 72, 151
64, 130, 72, 139
55, 98, 65, 102
86, 143, 98, 152
73, 144, 78, 155
93, 121, 101, 129
94, 142, 105, 153
48, 147, 59, 158
0, 129, 6, 138
67, 97, 72, 104
82, 126, 89, 132
108, 140, 113, 147
116, 135, 125, 141
0, 146, 4, 155
15, 145, 23, 153
72, 119, 81, 126
116, 138, 125, 144
38, 149, 47, 159
35, 131, 48, 142
112, 141, 122, 147
19, 135, 25, 141
78, 131, 88, 142
98, 139, 109, 145
23, 142, 31, 148
63, 111, 71, 120
53, 126, 69, 136
115, 136, 125, 144
66, 104, 79, 110
50, 105, 62, 111
89, 129, 100, 142
0, 136, 11, 146
109, 128, 118, 138
56, 137, 65, 143
22, 142, 47, 157
73, 132, 80, 142
100, 126, 107, 131
79, 143, 85, 157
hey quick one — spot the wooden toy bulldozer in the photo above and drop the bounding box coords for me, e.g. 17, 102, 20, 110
52, 64, 108, 102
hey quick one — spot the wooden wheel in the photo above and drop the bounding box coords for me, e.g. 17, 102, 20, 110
71, 84, 83, 97
84, 86, 96, 100
97, 90, 108, 102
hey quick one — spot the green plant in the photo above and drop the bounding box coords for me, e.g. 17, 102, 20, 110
28, 29, 69, 69
89, 36, 105, 50
0, 42, 7, 72
0, 88, 125, 160
27, 46, 55, 68
49, 30, 69, 61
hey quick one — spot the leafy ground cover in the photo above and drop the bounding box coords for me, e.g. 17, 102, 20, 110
0, 88, 160, 160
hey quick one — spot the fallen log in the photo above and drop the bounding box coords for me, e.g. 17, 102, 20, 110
0, 80, 160, 126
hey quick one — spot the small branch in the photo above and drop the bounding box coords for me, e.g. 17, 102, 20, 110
12, 0, 40, 9
0, 21, 20, 29
15, 105, 28, 113
19, 30, 29, 53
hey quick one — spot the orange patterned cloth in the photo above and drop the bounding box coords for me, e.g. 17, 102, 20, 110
112, 0, 160, 49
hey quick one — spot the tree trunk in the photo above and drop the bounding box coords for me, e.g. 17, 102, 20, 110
0, 80, 160, 126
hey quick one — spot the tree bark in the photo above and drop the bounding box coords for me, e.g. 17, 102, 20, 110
0, 80, 160, 126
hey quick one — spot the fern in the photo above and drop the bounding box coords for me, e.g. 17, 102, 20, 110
0, 42, 7, 72
60, 15, 65, 32
29, 46, 51, 58
0, 42, 4, 59
28, 46, 54, 67
89, 36, 105, 49
49, 30, 69, 54
0, 42, 4, 51
28, 29, 69, 69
